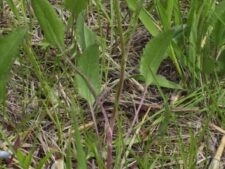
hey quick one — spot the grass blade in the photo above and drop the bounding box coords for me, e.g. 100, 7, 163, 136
16, 149, 33, 169
71, 105, 87, 169
36, 152, 52, 169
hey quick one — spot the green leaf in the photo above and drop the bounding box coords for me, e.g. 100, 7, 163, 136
0, 28, 27, 103
152, 75, 182, 89
139, 9, 160, 37
154, 0, 171, 29
65, 142, 72, 169
202, 56, 216, 74
213, 0, 225, 21
36, 152, 52, 169
76, 13, 96, 51
126, 0, 142, 11
75, 45, 100, 104
31, 0, 64, 50
16, 149, 33, 169
65, 0, 89, 17
126, 0, 160, 36
173, 0, 182, 25
140, 29, 174, 85
211, 1, 225, 47
216, 50, 225, 77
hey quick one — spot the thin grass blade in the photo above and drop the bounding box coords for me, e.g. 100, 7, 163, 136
71, 105, 87, 169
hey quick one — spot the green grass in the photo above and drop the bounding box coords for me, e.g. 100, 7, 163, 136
0, 0, 225, 168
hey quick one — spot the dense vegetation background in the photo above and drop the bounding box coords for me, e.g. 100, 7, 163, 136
0, 0, 225, 168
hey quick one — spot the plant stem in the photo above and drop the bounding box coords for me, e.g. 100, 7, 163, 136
114, 0, 144, 108
105, 0, 126, 168
114, 0, 126, 109
110, 1, 144, 167
125, 85, 148, 140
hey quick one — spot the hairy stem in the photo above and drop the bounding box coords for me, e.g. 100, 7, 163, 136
114, 0, 126, 109
105, 0, 126, 168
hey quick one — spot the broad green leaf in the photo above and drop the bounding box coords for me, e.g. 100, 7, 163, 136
31, 0, 64, 50
0, 28, 27, 103
65, 0, 89, 17
76, 13, 96, 51
152, 75, 182, 89
140, 29, 174, 85
75, 45, 100, 104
